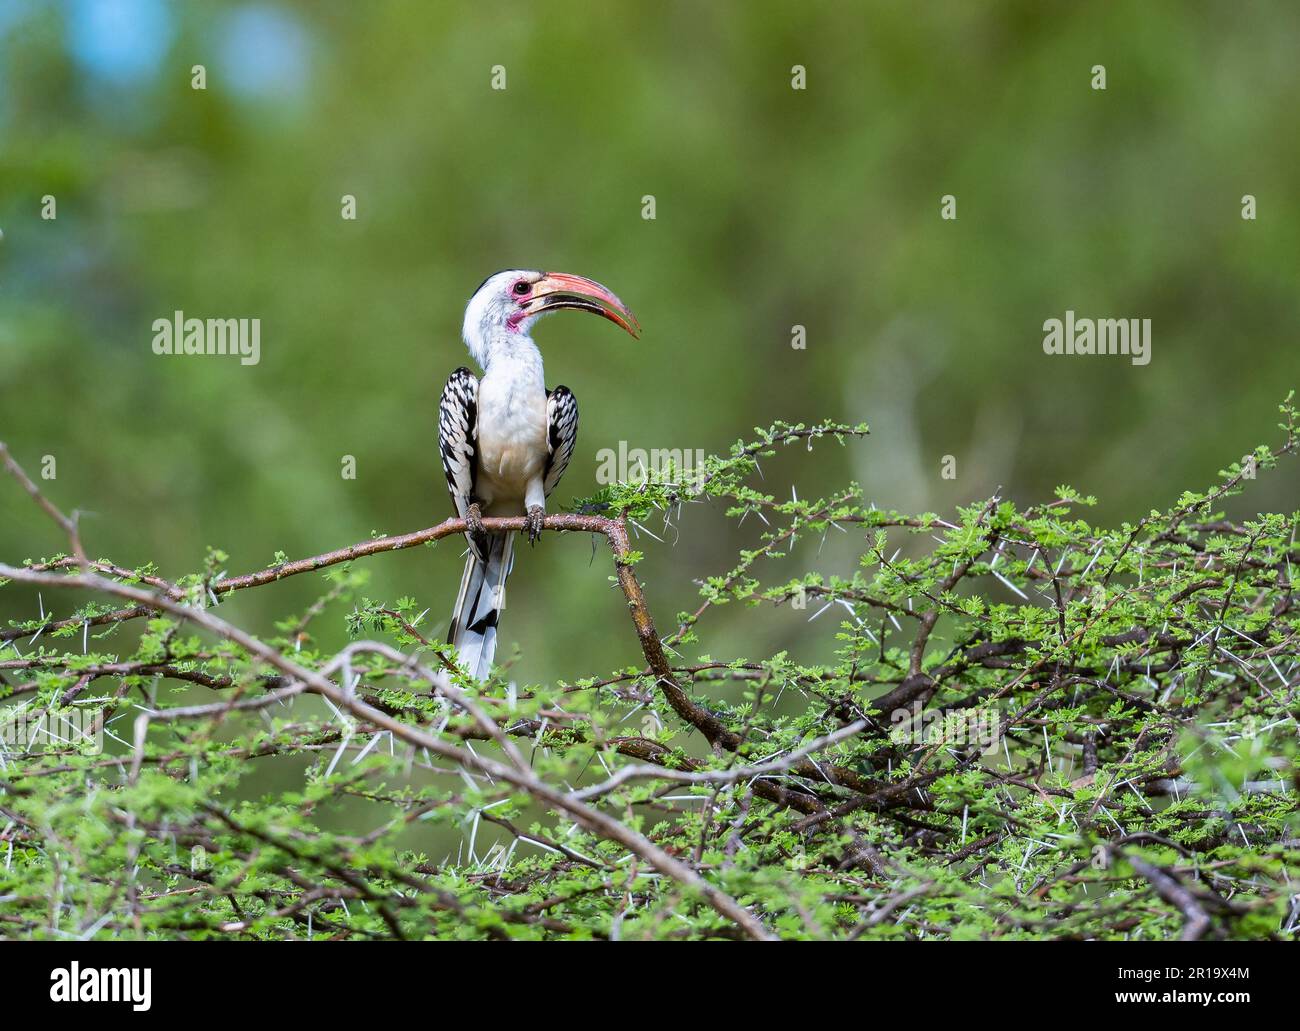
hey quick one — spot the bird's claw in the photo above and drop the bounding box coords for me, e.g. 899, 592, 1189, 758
525, 505, 545, 546
466, 502, 489, 555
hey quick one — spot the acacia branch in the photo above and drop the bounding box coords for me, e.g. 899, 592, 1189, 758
0, 452, 776, 939
2, 494, 881, 802
0, 559, 774, 941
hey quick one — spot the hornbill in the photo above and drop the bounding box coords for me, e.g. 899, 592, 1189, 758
439, 269, 640, 680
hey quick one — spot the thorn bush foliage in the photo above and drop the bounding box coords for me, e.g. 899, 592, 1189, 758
1, 398, 1297, 940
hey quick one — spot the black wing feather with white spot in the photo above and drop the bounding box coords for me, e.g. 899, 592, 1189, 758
439, 366, 479, 519
544, 386, 578, 497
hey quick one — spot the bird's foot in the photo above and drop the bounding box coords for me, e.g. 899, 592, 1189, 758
466, 502, 489, 555
525, 505, 545, 546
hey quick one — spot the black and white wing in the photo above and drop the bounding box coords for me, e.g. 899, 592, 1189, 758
439, 365, 479, 520
543, 385, 578, 497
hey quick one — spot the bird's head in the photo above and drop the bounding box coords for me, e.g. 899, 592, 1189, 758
462, 269, 639, 365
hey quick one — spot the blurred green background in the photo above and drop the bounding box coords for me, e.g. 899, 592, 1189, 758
2, 0, 1297, 681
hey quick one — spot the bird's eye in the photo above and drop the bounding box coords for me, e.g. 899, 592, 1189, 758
512, 280, 530, 296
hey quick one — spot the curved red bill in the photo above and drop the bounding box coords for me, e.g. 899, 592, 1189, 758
530, 272, 641, 338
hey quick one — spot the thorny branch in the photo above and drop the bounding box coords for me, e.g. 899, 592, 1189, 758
2, 402, 1298, 941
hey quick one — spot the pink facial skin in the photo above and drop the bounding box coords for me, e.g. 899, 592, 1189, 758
505, 302, 531, 333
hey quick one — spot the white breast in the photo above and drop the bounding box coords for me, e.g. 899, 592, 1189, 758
475, 352, 548, 512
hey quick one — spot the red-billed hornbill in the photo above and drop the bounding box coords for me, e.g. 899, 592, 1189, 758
439, 270, 639, 680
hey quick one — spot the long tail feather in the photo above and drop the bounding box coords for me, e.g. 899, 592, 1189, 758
447, 532, 514, 681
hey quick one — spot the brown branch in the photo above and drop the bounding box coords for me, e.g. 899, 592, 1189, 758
0, 515, 615, 642
0, 442, 88, 567
4, 501, 887, 802
1125, 854, 1214, 941
0, 560, 774, 941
